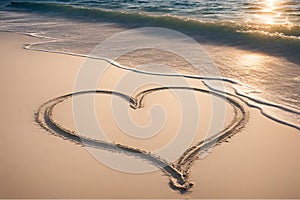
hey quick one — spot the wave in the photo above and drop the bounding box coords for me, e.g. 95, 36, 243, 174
6, 1, 300, 64
7, 2, 300, 39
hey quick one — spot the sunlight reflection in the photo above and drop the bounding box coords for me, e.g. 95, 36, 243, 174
265, 0, 276, 10
240, 54, 265, 69
254, 0, 291, 25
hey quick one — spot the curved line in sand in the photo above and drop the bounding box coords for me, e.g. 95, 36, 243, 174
35, 87, 248, 193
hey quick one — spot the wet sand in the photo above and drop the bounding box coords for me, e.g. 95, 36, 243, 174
0, 31, 299, 198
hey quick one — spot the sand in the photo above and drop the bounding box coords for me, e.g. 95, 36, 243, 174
0, 31, 299, 198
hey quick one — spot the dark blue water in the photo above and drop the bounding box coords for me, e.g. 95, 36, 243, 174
2, 0, 300, 25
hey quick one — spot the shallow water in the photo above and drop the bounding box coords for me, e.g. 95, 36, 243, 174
0, 0, 299, 129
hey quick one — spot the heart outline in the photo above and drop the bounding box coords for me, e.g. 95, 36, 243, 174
35, 86, 248, 193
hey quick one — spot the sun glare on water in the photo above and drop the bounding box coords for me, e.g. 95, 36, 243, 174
265, 0, 276, 10
253, 0, 291, 25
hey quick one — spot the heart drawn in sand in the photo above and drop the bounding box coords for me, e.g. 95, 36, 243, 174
35, 85, 247, 192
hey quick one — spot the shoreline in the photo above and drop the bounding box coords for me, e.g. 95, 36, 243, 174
0, 31, 299, 198
3, 29, 299, 131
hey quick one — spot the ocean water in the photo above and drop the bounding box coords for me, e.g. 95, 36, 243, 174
0, 0, 299, 130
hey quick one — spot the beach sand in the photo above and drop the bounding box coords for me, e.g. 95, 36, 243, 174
0, 31, 299, 198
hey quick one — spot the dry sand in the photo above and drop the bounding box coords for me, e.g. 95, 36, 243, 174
0, 31, 299, 198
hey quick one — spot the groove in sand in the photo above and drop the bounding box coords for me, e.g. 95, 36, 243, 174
35, 86, 248, 193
